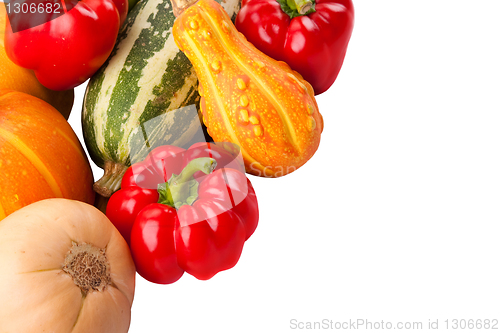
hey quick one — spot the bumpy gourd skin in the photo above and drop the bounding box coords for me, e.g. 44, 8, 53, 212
173, 0, 323, 177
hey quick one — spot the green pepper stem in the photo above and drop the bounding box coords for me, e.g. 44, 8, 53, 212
293, 0, 313, 14
277, 0, 316, 19
157, 157, 217, 209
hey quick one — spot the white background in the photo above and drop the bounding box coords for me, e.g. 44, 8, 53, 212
68, 1, 500, 332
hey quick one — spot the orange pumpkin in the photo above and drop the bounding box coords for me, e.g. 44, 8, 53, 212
0, 89, 95, 219
0, 4, 74, 119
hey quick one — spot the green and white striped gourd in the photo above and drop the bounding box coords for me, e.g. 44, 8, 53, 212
82, 0, 241, 197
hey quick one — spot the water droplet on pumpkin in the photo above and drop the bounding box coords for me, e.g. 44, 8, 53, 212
190, 20, 199, 30
239, 109, 249, 123
309, 117, 316, 130
253, 125, 263, 137
211, 60, 221, 72
249, 115, 259, 125
308, 104, 314, 114
237, 78, 247, 90
222, 20, 230, 33
203, 30, 212, 39
240, 95, 249, 107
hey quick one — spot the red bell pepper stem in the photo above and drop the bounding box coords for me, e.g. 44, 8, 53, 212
279, 0, 315, 18
291, 0, 313, 14
158, 157, 217, 208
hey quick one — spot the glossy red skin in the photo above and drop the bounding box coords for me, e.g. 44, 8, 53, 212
106, 187, 159, 245
112, 0, 129, 27
131, 203, 184, 284
107, 143, 259, 284
235, 0, 354, 95
4, 0, 128, 91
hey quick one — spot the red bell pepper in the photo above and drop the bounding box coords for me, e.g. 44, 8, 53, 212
235, 0, 354, 95
4, 0, 128, 91
106, 143, 259, 284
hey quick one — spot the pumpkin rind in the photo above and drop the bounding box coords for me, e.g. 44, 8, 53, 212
0, 90, 95, 219
0, 199, 135, 333
172, 0, 324, 177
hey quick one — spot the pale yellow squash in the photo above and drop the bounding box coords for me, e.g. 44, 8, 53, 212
0, 199, 136, 333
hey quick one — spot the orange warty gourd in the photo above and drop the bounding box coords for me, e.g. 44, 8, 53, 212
0, 89, 95, 219
0, 199, 136, 333
0, 4, 74, 119
172, 0, 323, 177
